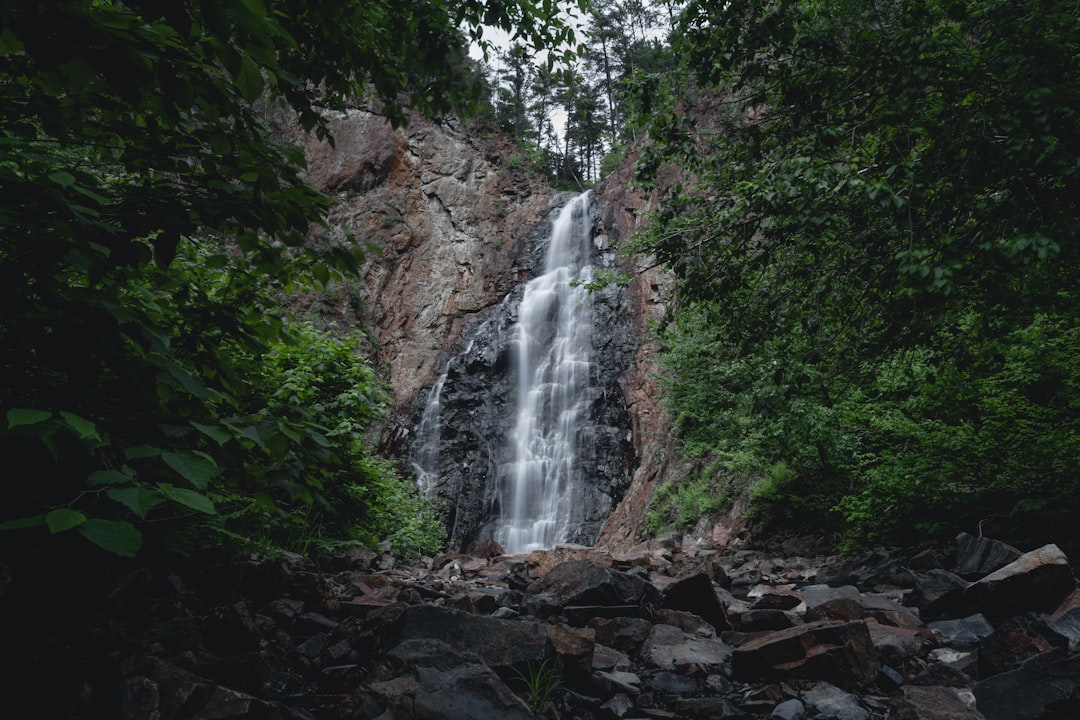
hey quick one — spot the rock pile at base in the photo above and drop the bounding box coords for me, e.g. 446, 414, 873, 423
13, 532, 1080, 719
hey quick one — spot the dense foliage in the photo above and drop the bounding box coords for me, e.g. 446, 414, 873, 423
0, 0, 574, 558
631, 0, 1080, 549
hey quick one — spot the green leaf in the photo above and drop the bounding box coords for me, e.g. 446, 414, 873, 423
48, 170, 76, 188
125, 445, 162, 460
0, 515, 45, 530
6, 408, 53, 428
77, 519, 142, 557
107, 487, 165, 519
88, 469, 137, 486
158, 484, 217, 514
236, 56, 265, 101
58, 411, 101, 441
162, 450, 219, 489
46, 508, 87, 534
191, 421, 232, 446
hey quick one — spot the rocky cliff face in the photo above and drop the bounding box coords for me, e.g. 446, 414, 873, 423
296, 109, 705, 553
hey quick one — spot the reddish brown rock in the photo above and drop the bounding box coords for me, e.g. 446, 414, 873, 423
731, 620, 880, 688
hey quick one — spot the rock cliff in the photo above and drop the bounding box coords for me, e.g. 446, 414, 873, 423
295, 108, 706, 553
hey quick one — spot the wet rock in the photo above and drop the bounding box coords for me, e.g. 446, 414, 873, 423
641, 623, 734, 673
644, 670, 699, 696
590, 616, 654, 654
911, 661, 976, 688
731, 620, 880, 688
672, 696, 749, 718
953, 533, 1022, 581
525, 560, 661, 620
120, 656, 315, 720
368, 638, 538, 720
906, 570, 971, 621
928, 615, 995, 650
963, 544, 1076, 620
802, 681, 869, 720
1045, 589, 1080, 651
888, 685, 984, 720
399, 605, 549, 672
771, 697, 806, 720
661, 572, 730, 632
865, 621, 933, 666
975, 616, 1061, 677
972, 649, 1080, 720
737, 609, 801, 632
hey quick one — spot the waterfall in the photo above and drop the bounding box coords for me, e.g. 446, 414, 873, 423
496, 191, 595, 553
409, 191, 629, 554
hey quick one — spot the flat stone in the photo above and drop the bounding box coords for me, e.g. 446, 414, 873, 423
399, 605, 549, 671
928, 614, 995, 650
731, 620, 879, 687
802, 681, 868, 720
642, 623, 734, 673
889, 685, 984, 720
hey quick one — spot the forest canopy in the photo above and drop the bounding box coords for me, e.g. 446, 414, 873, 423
629, 0, 1080, 549
0, 0, 578, 558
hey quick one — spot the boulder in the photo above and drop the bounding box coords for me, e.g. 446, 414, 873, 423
399, 605, 549, 672
865, 621, 933, 666
906, 570, 971, 620
1045, 589, 1080, 651
928, 615, 995, 650
953, 533, 1022, 581
802, 681, 869, 720
731, 620, 880, 688
972, 650, 1080, 720
524, 559, 661, 620
120, 657, 316, 720
975, 616, 1061, 677
641, 623, 734, 674
963, 544, 1076, 620
888, 685, 984, 720
771, 698, 806, 720
368, 639, 538, 720
661, 571, 730, 632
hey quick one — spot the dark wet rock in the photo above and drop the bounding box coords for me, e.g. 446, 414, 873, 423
911, 661, 976, 688
888, 685, 983, 720
906, 570, 972, 621
398, 605, 549, 672
1045, 589, 1080, 651
972, 649, 1080, 720
525, 559, 661, 620
641, 623, 734, 673
975, 616, 1063, 677
928, 614, 995, 650
120, 656, 316, 720
731, 620, 880, 688
547, 623, 596, 688
801, 584, 862, 611
771, 697, 806, 720
806, 597, 868, 624
954, 532, 1023, 581
653, 608, 717, 636
590, 616, 654, 654
802, 681, 869, 720
672, 696, 750, 718
644, 670, 699, 696
865, 621, 933, 666
963, 544, 1077, 620
368, 638, 538, 720
661, 571, 730, 632
737, 609, 801, 632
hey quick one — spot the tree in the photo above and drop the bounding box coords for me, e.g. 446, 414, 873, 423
0, 0, 579, 557
630, 0, 1080, 548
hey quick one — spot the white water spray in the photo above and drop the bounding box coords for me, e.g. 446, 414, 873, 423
497, 192, 596, 553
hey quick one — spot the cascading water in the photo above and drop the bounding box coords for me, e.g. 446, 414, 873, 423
409, 190, 631, 553
496, 192, 595, 553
